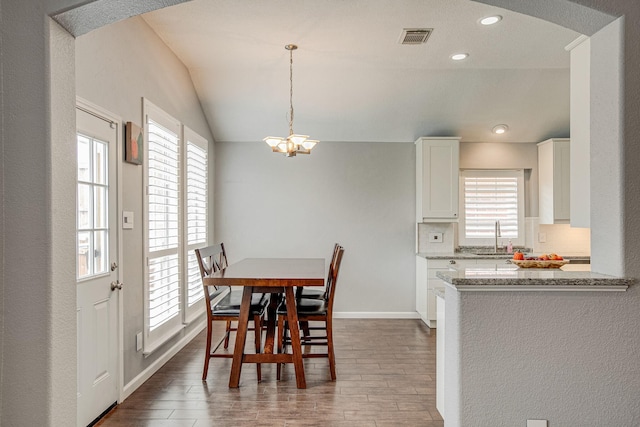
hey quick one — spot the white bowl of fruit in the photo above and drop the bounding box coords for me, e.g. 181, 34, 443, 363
510, 252, 569, 268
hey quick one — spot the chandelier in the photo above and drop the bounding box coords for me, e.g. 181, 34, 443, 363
263, 44, 318, 157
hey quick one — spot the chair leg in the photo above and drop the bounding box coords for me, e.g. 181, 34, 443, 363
300, 320, 311, 339
254, 313, 262, 382
202, 322, 212, 381
224, 320, 232, 349
326, 317, 336, 381
276, 314, 284, 380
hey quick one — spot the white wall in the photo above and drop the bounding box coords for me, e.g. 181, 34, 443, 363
215, 141, 416, 316
570, 37, 591, 227
76, 16, 214, 385
460, 141, 539, 217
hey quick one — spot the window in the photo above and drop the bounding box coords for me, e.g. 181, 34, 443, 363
77, 133, 109, 279
183, 126, 208, 323
459, 170, 525, 247
143, 100, 209, 353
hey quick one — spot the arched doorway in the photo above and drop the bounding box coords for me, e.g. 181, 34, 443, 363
1, 0, 638, 425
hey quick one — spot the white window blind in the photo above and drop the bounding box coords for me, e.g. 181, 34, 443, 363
183, 127, 208, 322
144, 100, 183, 352
459, 170, 525, 246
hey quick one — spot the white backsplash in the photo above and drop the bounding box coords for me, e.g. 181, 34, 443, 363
418, 218, 591, 256
417, 222, 456, 253
526, 217, 591, 256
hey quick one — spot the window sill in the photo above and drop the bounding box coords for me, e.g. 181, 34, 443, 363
143, 324, 186, 357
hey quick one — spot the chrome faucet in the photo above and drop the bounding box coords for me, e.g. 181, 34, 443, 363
494, 220, 502, 253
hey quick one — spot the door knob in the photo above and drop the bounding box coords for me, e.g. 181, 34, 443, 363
110, 280, 123, 291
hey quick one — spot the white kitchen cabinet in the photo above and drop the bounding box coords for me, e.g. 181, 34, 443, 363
538, 138, 570, 224
417, 258, 501, 328
436, 291, 445, 416
416, 256, 428, 324
416, 137, 460, 222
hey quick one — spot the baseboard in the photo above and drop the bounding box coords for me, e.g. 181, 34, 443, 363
121, 318, 206, 401
333, 312, 420, 319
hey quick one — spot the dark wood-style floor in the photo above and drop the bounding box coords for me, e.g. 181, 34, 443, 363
97, 319, 443, 427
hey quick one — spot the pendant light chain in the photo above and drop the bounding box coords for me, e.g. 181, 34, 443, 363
289, 46, 295, 136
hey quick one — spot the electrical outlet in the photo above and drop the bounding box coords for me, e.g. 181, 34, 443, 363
538, 232, 547, 243
136, 332, 143, 352
428, 232, 443, 243
527, 420, 548, 427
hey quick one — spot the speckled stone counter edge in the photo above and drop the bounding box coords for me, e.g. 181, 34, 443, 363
436, 269, 633, 292
417, 252, 590, 261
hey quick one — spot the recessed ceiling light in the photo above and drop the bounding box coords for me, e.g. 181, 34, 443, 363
451, 53, 469, 61
480, 15, 502, 26
492, 124, 509, 134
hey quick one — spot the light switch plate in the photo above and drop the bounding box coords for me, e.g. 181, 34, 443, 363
527, 420, 547, 427
123, 211, 134, 229
136, 332, 143, 352
428, 232, 443, 243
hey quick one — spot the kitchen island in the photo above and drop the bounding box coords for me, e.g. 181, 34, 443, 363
435, 264, 634, 426
436, 263, 631, 291
416, 253, 591, 328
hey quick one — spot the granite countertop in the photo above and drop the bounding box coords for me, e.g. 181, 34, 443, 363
417, 252, 591, 262
435, 265, 632, 292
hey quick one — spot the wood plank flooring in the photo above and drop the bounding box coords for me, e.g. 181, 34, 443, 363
97, 319, 443, 427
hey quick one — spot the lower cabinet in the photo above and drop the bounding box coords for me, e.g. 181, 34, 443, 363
416, 257, 428, 324
417, 257, 504, 328
436, 292, 445, 416
416, 257, 450, 328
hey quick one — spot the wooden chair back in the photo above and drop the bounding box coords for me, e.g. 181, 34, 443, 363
195, 243, 228, 278
194, 243, 230, 311
324, 246, 344, 313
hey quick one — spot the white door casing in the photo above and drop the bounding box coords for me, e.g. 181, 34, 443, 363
76, 101, 123, 427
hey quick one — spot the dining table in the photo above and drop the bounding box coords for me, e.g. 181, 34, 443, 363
202, 257, 325, 389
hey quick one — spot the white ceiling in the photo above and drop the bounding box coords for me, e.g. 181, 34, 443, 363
142, 0, 582, 143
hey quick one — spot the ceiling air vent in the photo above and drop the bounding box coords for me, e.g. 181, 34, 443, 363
399, 28, 433, 45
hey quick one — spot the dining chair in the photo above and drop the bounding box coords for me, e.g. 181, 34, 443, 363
296, 243, 340, 301
295, 243, 340, 338
276, 246, 345, 381
195, 243, 268, 381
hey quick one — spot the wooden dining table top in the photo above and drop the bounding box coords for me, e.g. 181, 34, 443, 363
204, 257, 325, 287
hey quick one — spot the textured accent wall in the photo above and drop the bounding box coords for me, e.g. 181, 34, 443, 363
446, 285, 640, 426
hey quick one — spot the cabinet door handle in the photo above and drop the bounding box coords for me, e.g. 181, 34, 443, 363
449, 260, 456, 264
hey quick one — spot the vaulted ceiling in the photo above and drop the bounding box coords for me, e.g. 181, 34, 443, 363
142, 0, 581, 143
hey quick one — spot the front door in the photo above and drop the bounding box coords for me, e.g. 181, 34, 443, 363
76, 106, 120, 426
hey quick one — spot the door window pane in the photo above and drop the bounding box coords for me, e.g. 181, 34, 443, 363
94, 230, 107, 274
94, 186, 107, 229
78, 136, 91, 182
94, 141, 107, 185
77, 132, 109, 279
78, 231, 91, 278
78, 183, 92, 230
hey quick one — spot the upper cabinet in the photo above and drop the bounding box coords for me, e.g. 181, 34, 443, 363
538, 138, 570, 224
416, 137, 460, 222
